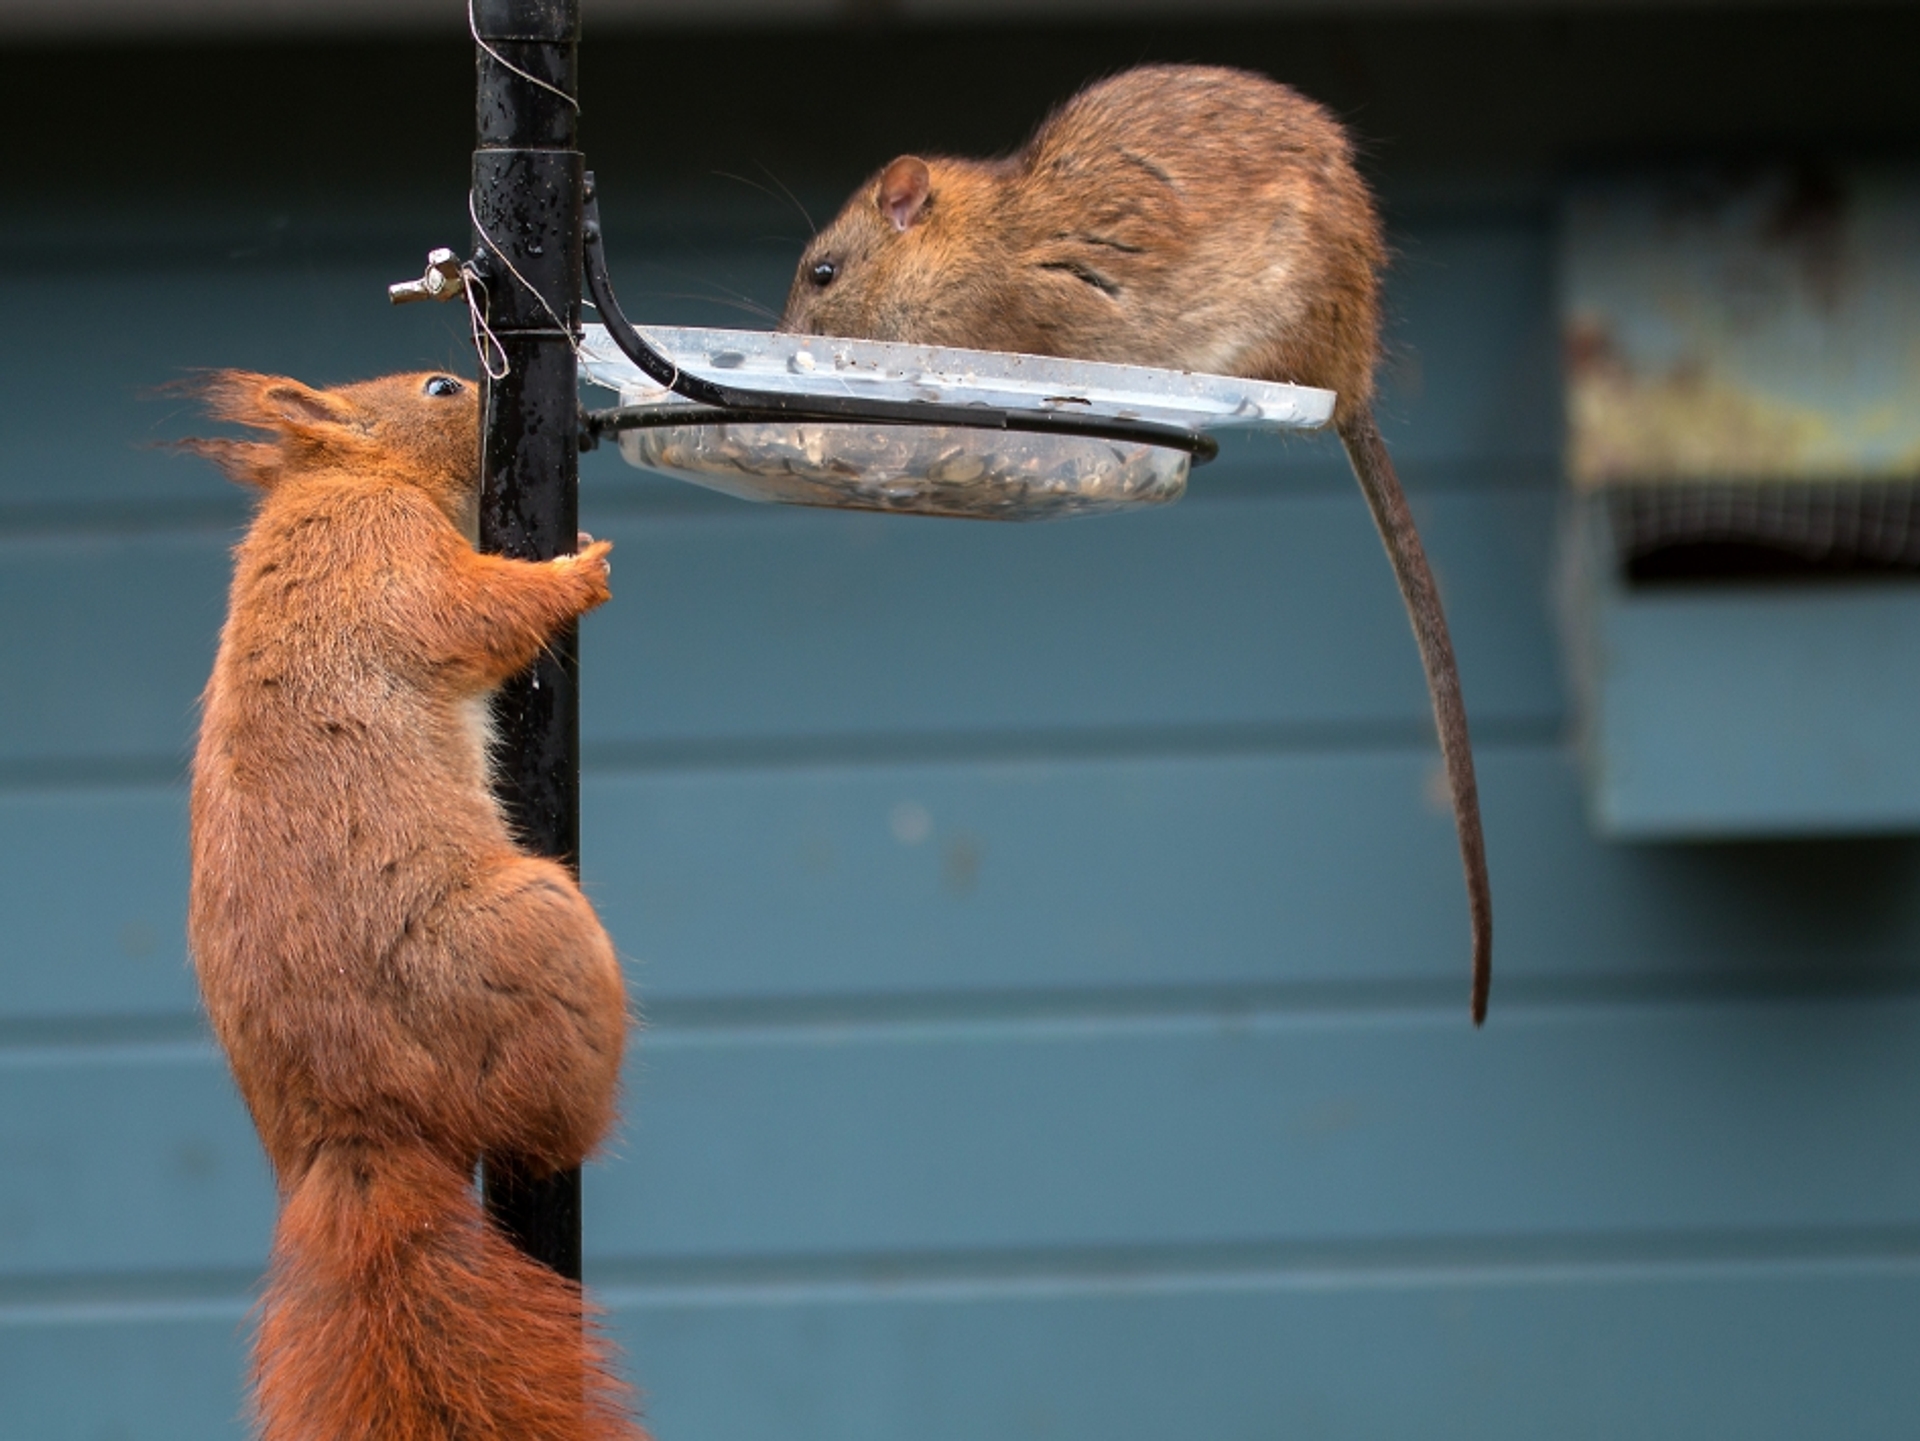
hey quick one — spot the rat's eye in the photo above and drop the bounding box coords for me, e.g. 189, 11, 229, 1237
423, 375, 464, 397
809, 260, 838, 289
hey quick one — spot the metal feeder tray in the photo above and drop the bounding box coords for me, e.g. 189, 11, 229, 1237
579, 326, 1335, 521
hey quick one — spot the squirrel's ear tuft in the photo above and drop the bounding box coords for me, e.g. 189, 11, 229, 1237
172, 436, 283, 488
168, 371, 358, 489
179, 371, 352, 433
174, 371, 288, 428
876, 156, 933, 232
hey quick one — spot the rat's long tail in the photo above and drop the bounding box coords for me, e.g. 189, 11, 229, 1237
1339, 409, 1493, 1024
254, 1140, 644, 1441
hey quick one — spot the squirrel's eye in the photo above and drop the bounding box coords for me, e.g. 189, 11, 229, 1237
809, 260, 837, 289
423, 375, 464, 397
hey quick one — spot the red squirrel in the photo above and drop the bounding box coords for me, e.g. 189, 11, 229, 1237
185, 370, 645, 1441
781, 63, 1492, 1023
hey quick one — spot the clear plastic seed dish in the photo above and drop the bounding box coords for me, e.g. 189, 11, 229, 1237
578, 325, 1335, 521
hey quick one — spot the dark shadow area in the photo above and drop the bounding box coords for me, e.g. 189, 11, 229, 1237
1638, 835, 1920, 992
2, 5, 1917, 215
1612, 480, 1920, 586
1628, 543, 1920, 585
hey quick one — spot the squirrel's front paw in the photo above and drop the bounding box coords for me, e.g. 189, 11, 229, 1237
554, 538, 613, 609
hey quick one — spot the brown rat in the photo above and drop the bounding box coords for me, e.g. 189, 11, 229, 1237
186, 369, 646, 1440
782, 63, 1491, 1023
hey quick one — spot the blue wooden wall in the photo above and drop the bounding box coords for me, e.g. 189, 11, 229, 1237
4, 191, 1920, 1441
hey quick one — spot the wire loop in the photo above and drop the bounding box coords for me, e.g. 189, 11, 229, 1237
467, 0, 580, 112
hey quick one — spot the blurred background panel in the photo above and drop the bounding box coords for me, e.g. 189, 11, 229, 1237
4, 5, 1920, 1439
1560, 164, 1920, 836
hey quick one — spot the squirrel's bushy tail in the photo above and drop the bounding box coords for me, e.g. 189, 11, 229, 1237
254, 1141, 644, 1441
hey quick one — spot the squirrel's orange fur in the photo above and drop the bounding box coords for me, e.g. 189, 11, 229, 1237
186, 370, 645, 1441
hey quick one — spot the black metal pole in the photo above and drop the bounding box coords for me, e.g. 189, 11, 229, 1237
472, 0, 585, 1284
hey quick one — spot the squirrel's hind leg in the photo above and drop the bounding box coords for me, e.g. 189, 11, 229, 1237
411, 854, 629, 1171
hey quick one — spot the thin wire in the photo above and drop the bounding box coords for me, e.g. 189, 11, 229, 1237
580, 243, 685, 392
467, 0, 579, 112
466, 190, 587, 375
462, 266, 511, 380
461, 0, 584, 382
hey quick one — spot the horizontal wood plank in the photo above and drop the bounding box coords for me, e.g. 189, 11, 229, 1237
577, 487, 1560, 752
0, 1044, 273, 1277
607, 1259, 1920, 1441
1591, 573, 1920, 837
0, 784, 191, 1024
580, 744, 1920, 1005
0, 487, 1561, 774
9, 745, 1919, 1024
5, 995, 1919, 1276
7, 1257, 1920, 1441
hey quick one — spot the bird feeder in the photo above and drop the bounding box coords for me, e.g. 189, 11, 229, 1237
393, 0, 1333, 1282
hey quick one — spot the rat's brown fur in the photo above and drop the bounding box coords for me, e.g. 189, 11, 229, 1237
782, 64, 1491, 1023
187, 369, 646, 1441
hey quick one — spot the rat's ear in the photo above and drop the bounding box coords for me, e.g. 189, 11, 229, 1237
876, 156, 933, 232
